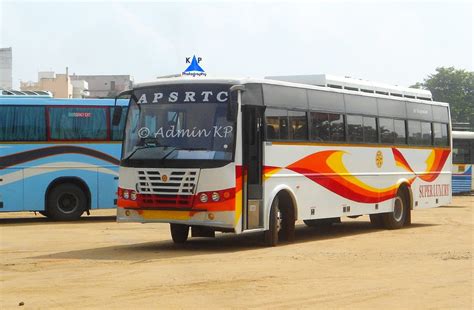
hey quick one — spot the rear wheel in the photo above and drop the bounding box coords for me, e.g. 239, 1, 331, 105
47, 183, 86, 221
382, 192, 407, 229
170, 224, 189, 243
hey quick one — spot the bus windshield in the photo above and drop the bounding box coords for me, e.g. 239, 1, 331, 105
122, 84, 235, 164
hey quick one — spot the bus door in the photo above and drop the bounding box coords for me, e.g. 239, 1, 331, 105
242, 105, 265, 230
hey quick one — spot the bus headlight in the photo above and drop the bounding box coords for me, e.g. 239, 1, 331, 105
211, 192, 220, 202
199, 193, 208, 203
123, 190, 130, 200
130, 191, 137, 201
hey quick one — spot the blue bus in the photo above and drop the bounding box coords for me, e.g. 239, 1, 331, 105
0, 97, 128, 220
452, 130, 474, 194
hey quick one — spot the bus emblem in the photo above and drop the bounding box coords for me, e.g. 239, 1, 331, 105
376, 151, 383, 168
161, 175, 169, 183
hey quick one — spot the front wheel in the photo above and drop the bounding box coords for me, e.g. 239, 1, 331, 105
264, 198, 281, 247
170, 224, 189, 243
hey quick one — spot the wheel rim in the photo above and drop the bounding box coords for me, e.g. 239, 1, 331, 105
57, 192, 79, 214
393, 197, 404, 222
276, 205, 282, 232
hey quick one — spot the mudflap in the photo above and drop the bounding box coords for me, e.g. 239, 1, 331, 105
191, 226, 216, 238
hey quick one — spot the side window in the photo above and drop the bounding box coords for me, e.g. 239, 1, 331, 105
363, 116, 377, 143
110, 107, 128, 141
310, 112, 329, 141
329, 113, 345, 141
0, 106, 46, 141
288, 111, 308, 140
433, 123, 448, 146
379, 118, 395, 144
49, 107, 108, 140
265, 108, 288, 140
408, 120, 422, 145
394, 119, 407, 144
347, 115, 363, 142
421, 121, 432, 145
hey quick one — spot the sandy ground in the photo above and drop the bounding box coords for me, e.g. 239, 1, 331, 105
1, 196, 472, 309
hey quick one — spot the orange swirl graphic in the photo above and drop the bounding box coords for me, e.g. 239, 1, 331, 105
287, 150, 401, 203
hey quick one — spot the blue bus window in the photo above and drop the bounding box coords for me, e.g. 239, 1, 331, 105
0, 106, 46, 141
49, 107, 108, 140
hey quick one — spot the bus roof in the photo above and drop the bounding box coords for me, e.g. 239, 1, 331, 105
0, 97, 129, 106
452, 130, 474, 140
133, 76, 449, 107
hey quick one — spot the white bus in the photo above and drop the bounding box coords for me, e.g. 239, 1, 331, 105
114, 76, 451, 246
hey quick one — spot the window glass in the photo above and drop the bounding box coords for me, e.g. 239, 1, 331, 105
363, 116, 377, 143
453, 140, 472, 164
421, 122, 432, 145
49, 107, 108, 140
347, 115, 363, 142
394, 119, 406, 144
265, 108, 288, 140
379, 118, 395, 144
310, 112, 329, 141
289, 111, 308, 140
110, 107, 128, 141
441, 124, 449, 146
433, 123, 446, 146
329, 113, 345, 141
408, 120, 422, 145
0, 106, 46, 141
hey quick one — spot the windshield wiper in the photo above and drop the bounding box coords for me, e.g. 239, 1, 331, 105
122, 145, 162, 161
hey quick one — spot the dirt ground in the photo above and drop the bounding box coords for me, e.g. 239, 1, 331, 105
1, 196, 472, 309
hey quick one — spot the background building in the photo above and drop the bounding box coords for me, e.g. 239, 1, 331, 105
0, 47, 13, 89
20, 68, 90, 98
70, 74, 133, 98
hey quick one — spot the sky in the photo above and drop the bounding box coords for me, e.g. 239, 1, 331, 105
0, 0, 472, 88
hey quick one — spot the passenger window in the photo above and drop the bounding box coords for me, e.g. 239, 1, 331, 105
408, 120, 422, 145
265, 108, 288, 140
49, 107, 108, 140
0, 106, 46, 141
310, 112, 329, 141
329, 113, 345, 141
421, 122, 432, 145
347, 115, 363, 142
289, 111, 308, 140
433, 123, 448, 146
379, 118, 395, 144
394, 119, 407, 144
363, 116, 377, 143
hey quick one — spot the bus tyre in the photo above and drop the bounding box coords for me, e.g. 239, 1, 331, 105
264, 197, 281, 247
382, 192, 407, 229
170, 224, 189, 243
47, 183, 86, 221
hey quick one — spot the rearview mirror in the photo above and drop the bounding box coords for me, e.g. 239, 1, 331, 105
112, 90, 133, 126
112, 106, 123, 126
227, 85, 245, 121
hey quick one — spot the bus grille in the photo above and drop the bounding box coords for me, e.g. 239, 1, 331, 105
136, 169, 199, 195
139, 194, 194, 208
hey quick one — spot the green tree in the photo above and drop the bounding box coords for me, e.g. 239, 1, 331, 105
411, 67, 474, 129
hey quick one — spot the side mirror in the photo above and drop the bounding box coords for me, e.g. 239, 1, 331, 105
112, 106, 123, 126
227, 85, 245, 121
112, 90, 133, 126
